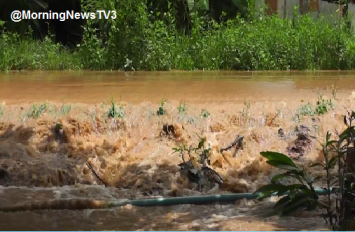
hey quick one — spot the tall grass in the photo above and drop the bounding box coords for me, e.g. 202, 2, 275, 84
1, 1, 355, 71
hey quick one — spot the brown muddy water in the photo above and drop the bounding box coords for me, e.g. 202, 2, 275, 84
1, 71, 355, 230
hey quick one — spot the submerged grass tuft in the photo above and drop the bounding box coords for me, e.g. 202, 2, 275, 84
157, 97, 167, 116
108, 96, 125, 118
28, 103, 47, 119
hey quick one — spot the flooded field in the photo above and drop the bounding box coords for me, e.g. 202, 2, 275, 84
1, 71, 354, 230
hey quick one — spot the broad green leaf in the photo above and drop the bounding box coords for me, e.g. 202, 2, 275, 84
327, 157, 337, 169
271, 173, 294, 182
339, 126, 355, 144
197, 138, 205, 150
261, 151, 298, 168
326, 140, 338, 147
281, 196, 317, 215
254, 184, 288, 194
256, 190, 275, 199
274, 195, 291, 209
326, 131, 331, 144
266, 160, 300, 171
277, 184, 305, 196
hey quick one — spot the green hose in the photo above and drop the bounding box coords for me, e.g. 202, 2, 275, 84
0, 188, 333, 212
108, 188, 332, 207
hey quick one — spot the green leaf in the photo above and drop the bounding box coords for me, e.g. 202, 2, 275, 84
281, 196, 317, 215
326, 131, 331, 144
277, 184, 305, 196
254, 184, 288, 194
327, 157, 337, 169
274, 195, 291, 209
339, 126, 355, 143
266, 160, 300, 171
197, 138, 205, 150
261, 151, 298, 168
256, 190, 275, 199
326, 140, 338, 147
271, 173, 294, 182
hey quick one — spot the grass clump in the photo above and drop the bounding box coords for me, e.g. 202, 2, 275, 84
28, 103, 47, 119
315, 94, 334, 115
108, 96, 125, 118
201, 109, 210, 118
297, 103, 315, 117
177, 101, 187, 114
157, 98, 167, 116
59, 104, 71, 115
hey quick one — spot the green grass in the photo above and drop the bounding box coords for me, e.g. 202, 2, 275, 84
108, 96, 125, 118
156, 97, 167, 116
201, 109, 210, 118
28, 103, 47, 119
59, 104, 72, 115
2, 5, 355, 71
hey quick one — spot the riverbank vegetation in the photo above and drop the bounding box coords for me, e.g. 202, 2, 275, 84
1, 0, 355, 71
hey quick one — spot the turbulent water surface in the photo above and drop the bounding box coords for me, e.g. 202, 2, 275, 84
1, 71, 354, 230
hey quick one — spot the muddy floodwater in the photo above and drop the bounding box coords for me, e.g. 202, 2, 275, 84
1, 71, 355, 230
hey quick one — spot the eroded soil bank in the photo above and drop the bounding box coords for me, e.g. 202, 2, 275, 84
1, 71, 354, 230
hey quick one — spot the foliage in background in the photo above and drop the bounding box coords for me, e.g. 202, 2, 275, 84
1, 0, 355, 71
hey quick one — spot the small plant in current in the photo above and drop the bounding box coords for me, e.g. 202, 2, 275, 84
173, 135, 211, 166
157, 97, 167, 116
201, 109, 210, 118
28, 103, 47, 119
60, 104, 71, 115
315, 94, 334, 115
108, 96, 124, 118
177, 101, 187, 114
0, 105, 3, 118
297, 103, 315, 117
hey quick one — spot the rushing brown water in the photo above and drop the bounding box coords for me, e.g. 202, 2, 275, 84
1, 71, 355, 230
1, 70, 355, 104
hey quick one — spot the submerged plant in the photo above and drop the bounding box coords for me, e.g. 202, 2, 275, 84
157, 97, 167, 116
28, 103, 47, 119
59, 104, 71, 115
201, 109, 210, 118
108, 96, 124, 118
177, 101, 187, 114
315, 94, 334, 115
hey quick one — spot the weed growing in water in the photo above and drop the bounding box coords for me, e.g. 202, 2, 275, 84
60, 104, 72, 115
201, 109, 210, 118
0, 105, 3, 118
297, 103, 315, 117
108, 96, 124, 118
156, 97, 167, 116
28, 103, 47, 119
315, 94, 334, 115
177, 101, 187, 114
